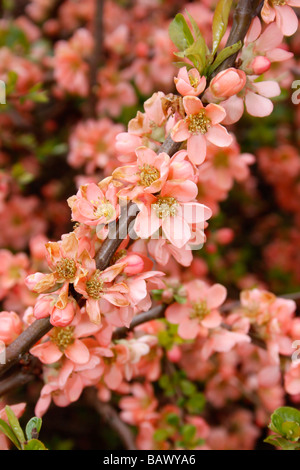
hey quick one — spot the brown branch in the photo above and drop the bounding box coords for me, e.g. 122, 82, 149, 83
212, 0, 264, 77
85, 389, 137, 450
0, 370, 35, 397
86, 0, 105, 118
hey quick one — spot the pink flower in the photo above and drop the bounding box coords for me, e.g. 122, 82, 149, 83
166, 280, 227, 339
113, 147, 170, 200
134, 187, 212, 249
68, 180, 119, 227
221, 77, 281, 124
75, 261, 129, 324
30, 314, 100, 365
119, 382, 158, 426
171, 96, 232, 165
174, 67, 206, 96
261, 0, 300, 37
0, 311, 23, 344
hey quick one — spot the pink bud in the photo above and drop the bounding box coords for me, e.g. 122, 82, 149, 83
210, 68, 246, 99
167, 346, 182, 363
215, 228, 234, 245
0, 311, 23, 345
50, 303, 75, 327
249, 56, 271, 75
33, 296, 53, 319
115, 133, 142, 154
25, 272, 45, 291
123, 254, 144, 275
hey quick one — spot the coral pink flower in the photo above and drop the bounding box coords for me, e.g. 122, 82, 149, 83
174, 67, 206, 96
0, 311, 23, 345
221, 77, 281, 124
166, 280, 227, 340
68, 180, 119, 227
134, 188, 212, 249
75, 261, 129, 324
261, 0, 300, 36
68, 118, 124, 174
25, 232, 89, 294
113, 147, 170, 200
171, 96, 232, 165
119, 382, 158, 426
33, 284, 78, 328
30, 314, 100, 365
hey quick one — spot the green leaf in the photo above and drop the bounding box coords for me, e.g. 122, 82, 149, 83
24, 439, 47, 450
208, 41, 242, 75
185, 10, 205, 44
5, 406, 25, 447
212, 0, 233, 54
0, 417, 21, 450
180, 379, 196, 396
186, 393, 206, 414
26, 417, 42, 441
184, 38, 207, 73
166, 413, 180, 427
6, 70, 18, 95
153, 429, 169, 443
169, 13, 194, 52
264, 435, 300, 450
181, 424, 196, 443
270, 407, 300, 440
173, 294, 187, 304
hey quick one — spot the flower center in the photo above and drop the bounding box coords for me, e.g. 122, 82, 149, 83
271, 0, 286, 5
189, 75, 199, 88
92, 200, 115, 221
190, 301, 209, 320
86, 270, 104, 299
55, 258, 76, 280
139, 164, 160, 187
214, 151, 229, 168
152, 197, 178, 219
188, 110, 211, 135
51, 326, 75, 352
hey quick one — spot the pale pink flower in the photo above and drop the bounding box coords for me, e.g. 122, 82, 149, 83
166, 280, 227, 339
285, 363, 300, 395
119, 382, 158, 426
0, 311, 23, 345
134, 187, 212, 249
30, 314, 100, 365
261, 0, 300, 36
174, 67, 206, 97
68, 180, 119, 227
113, 147, 170, 200
171, 96, 232, 165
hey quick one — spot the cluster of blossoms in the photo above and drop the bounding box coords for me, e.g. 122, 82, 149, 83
0, 0, 300, 452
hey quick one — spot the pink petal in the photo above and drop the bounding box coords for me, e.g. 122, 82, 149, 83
201, 310, 222, 329
162, 215, 191, 248
205, 103, 226, 125
178, 317, 199, 340
181, 202, 212, 224
254, 80, 281, 98
221, 96, 244, 125
65, 338, 90, 364
171, 120, 190, 142
183, 96, 204, 115
30, 341, 62, 364
161, 180, 198, 202
187, 133, 207, 165
275, 5, 298, 36
166, 303, 188, 324
206, 124, 233, 147
245, 91, 273, 117
207, 284, 227, 309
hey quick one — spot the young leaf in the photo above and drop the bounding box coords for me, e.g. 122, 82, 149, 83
0, 417, 21, 450
184, 38, 207, 74
5, 406, 25, 448
212, 0, 233, 54
24, 439, 47, 450
208, 41, 242, 75
26, 417, 42, 441
169, 14, 194, 51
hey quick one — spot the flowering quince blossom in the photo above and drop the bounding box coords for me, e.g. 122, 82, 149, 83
112, 146, 170, 200
171, 96, 233, 165
0, 311, 23, 344
166, 280, 227, 340
206, 68, 247, 100
174, 67, 207, 96
25, 232, 90, 296
221, 76, 281, 124
33, 284, 79, 327
67, 179, 119, 227
30, 313, 101, 365
242, 18, 294, 74
261, 0, 300, 36
134, 184, 212, 249
75, 260, 130, 324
